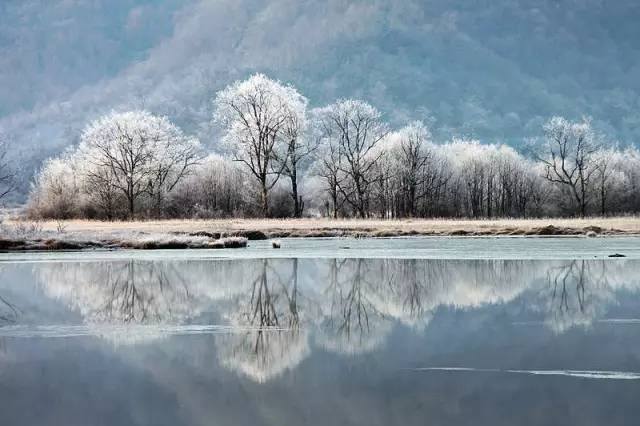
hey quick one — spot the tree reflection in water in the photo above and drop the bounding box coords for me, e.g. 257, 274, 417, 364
0, 289, 19, 360
30, 257, 640, 381
96, 261, 195, 324
316, 259, 391, 355
538, 260, 615, 333
39, 260, 201, 345
218, 259, 311, 383
0, 294, 19, 325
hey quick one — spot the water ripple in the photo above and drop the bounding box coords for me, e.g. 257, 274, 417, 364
412, 367, 640, 380
0, 324, 291, 338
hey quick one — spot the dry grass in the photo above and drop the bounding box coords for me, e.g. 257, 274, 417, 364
8, 216, 640, 238
0, 218, 249, 251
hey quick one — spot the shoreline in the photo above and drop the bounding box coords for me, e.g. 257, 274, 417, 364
1, 217, 639, 251
0, 235, 248, 252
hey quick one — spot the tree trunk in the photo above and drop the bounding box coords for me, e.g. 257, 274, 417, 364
356, 183, 366, 218
487, 178, 493, 218
570, 183, 584, 218
408, 183, 416, 217
128, 191, 135, 220
261, 183, 269, 217
290, 170, 300, 218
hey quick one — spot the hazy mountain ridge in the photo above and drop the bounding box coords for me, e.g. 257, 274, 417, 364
0, 0, 187, 115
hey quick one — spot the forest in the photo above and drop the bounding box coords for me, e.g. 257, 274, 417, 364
17, 74, 640, 220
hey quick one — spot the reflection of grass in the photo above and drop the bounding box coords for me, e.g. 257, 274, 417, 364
3, 216, 639, 238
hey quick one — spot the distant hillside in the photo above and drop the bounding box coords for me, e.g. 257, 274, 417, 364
1, 0, 639, 196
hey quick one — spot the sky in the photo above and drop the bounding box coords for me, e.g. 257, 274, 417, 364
1, 0, 639, 173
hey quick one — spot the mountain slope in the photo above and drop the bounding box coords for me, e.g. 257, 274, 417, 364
1, 0, 639, 193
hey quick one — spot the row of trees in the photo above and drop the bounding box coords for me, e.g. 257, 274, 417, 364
27, 74, 640, 219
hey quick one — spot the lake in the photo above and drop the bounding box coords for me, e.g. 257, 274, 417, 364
1, 237, 640, 425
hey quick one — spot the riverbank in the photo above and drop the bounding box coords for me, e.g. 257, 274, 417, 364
1, 217, 639, 251
16, 217, 640, 236
0, 229, 248, 251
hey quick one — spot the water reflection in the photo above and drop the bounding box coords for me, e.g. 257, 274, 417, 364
316, 259, 391, 355
217, 259, 311, 382
537, 260, 616, 333
13, 257, 639, 382
0, 294, 19, 324
0, 294, 17, 360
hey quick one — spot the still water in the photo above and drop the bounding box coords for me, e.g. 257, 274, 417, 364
1, 238, 640, 425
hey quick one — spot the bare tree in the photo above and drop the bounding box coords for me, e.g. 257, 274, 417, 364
145, 133, 201, 216
79, 110, 200, 218
84, 166, 121, 219
172, 153, 248, 217
618, 147, 640, 212
214, 74, 307, 216
0, 135, 15, 202
387, 121, 451, 217
314, 100, 388, 218
310, 113, 347, 218
592, 147, 621, 216
28, 154, 81, 219
279, 102, 314, 217
537, 117, 599, 217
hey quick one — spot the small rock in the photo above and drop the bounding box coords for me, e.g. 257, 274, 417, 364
585, 231, 597, 238
242, 230, 268, 240
583, 225, 602, 233
189, 231, 221, 239
535, 225, 560, 236
608, 253, 626, 258
271, 240, 281, 249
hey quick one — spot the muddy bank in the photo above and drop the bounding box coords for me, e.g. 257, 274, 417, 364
0, 236, 248, 252
0, 224, 632, 252
209, 224, 627, 238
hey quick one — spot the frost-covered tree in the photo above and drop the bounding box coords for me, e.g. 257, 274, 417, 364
308, 108, 348, 218
79, 110, 200, 218
27, 152, 83, 219
171, 153, 249, 217
27, 111, 200, 219
314, 100, 388, 218
81, 158, 122, 220
617, 147, 640, 212
0, 133, 15, 203
537, 117, 600, 217
279, 103, 314, 217
591, 147, 625, 215
444, 139, 495, 218
379, 122, 451, 217
391, 121, 433, 216
214, 74, 307, 216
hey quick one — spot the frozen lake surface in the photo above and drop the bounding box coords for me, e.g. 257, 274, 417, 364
1, 235, 640, 262
1, 237, 640, 425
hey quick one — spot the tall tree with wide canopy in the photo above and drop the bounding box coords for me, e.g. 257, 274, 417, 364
214, 74, 307, 216
79, 110, 200, 218
537, 117, 599, 217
